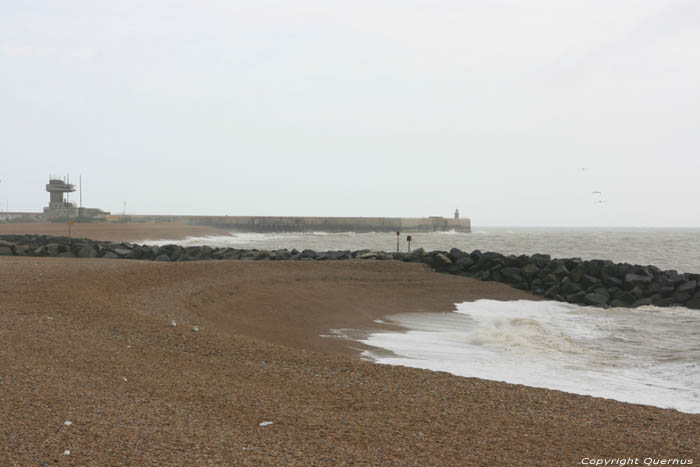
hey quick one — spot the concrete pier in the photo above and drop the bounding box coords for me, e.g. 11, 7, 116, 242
105, 215, 472, 233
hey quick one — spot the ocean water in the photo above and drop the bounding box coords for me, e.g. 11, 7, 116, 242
360, 300, 700, 414
149, 227, 700, 412
146, 227, 700, 272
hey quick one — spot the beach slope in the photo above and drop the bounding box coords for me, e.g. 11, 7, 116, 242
1, 257, 697, 465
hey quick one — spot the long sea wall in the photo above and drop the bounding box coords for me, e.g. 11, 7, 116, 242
1, 234, 698, 310
106, 215, 471, 233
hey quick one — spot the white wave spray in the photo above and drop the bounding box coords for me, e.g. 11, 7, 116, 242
360, 300, 700, 413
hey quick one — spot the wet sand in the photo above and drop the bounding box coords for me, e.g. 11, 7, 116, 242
1, 256, 698, 466
0, 222, 231, 243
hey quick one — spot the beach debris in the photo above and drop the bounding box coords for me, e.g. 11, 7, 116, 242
64, 420, 72, 426
169, 320, 177, 327
192, 325, 200, 332
63, 450, 70, 456
127, 345, 132, 349
259, 421, 274, 427
46, 316, 53, 320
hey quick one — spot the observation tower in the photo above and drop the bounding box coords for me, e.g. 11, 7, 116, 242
43, 177, 78, 218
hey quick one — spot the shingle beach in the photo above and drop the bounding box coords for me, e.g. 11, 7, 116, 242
1, 224, 698, 466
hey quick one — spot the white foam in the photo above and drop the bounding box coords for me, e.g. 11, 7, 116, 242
144, 233, 298, 248
360, 300, 700, 413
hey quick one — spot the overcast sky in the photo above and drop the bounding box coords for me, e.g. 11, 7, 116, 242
1, 1, 698, 226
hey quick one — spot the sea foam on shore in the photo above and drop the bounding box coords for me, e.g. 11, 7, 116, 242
359, 300, 700, 413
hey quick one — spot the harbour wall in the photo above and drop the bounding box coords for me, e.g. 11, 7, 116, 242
105, 215, 471, 233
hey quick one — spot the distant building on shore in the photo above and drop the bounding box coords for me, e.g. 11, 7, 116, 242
42, 177, 108, 220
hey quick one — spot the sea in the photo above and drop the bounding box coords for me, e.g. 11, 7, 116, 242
148, 227, 700, 414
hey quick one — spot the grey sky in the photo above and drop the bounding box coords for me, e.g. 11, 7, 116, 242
1, 0, 698, 226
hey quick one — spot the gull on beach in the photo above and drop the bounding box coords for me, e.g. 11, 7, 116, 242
259, 421, 274, 427
64, 421, 72, 426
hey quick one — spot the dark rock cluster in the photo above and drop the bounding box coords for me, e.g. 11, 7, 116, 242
2, 234, 699, 310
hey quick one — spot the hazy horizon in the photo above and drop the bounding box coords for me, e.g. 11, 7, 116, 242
2, 1, 699, 227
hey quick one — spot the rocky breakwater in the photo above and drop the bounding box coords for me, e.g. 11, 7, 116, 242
1, 234, 699, 310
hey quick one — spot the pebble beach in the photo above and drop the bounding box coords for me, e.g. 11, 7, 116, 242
1, 224, 698, 465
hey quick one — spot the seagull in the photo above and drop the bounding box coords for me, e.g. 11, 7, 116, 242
593, 200, 606, 204
592, 191, 602, 195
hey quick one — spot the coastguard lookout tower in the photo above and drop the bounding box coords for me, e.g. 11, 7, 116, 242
43, 176, 78, 219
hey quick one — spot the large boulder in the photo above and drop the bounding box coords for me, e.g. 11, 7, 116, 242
675, 280, 697, 296
223, 250, 242, 260
612, 290, 637, 306
549, 262, 569, 280
254, 250, 271, 260
629, 286, 644, 299
500, 267, 524, 285
559, 277, 582, 296
520, 264, 539, 280
530, 253, 551, 268
570, 264, 586, 283
113, 248, 132, 257
543, 285, 560, 299
671, 292, 692, 304
0, 246, 13, 256
405, 248, 425, 262
456, 256, 475, 269
431, 253, 453, 268
448, 248, 468, 261
584, 292, 609, 307
624, 273, 653, 288
581, 274, 602, 288
566, 291, 587, 304
78, 245, 98, 258
603, 276, 623, 288
47, 243, 66, 256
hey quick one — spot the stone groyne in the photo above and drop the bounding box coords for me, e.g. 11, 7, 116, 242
106, 215, 471, 233
1, 234, 699, 310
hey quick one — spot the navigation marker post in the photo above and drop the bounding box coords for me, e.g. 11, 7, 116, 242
67, 220, 73, 247
396, 231, 400, 253
407, 235, 412, 253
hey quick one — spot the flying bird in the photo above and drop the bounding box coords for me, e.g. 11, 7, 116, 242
592, 191, 602, 195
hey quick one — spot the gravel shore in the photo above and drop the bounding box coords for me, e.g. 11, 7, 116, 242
1, 257, 698, 466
